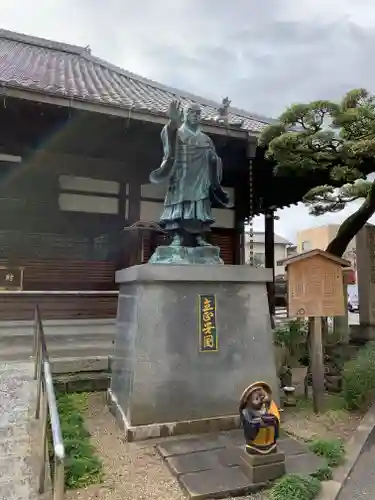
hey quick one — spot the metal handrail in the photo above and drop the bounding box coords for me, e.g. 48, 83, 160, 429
33, 304, 65, 500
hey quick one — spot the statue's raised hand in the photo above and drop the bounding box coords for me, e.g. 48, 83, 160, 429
168, 99, 182, 129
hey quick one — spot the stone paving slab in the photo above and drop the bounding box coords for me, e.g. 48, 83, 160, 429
286, 453, 326, 476
278, 437, 311, 456
156, 433, 326, 499
179, 466, 263, 500
166, 448, 244, 475
158, 436, 226, 458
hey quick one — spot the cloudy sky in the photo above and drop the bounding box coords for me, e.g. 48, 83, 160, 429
2, 0, 375, 242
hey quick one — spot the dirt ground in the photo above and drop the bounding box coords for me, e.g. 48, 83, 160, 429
282, 366, 364, 442
282, 403, 363, 442
65, 389, 363, 500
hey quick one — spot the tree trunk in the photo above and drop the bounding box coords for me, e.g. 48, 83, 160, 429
326, 180, 375, 257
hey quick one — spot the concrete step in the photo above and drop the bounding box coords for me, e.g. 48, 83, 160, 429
0, 331, 115, 349
50, 355, 110, 374
0, 324, 116, 336
0, 322, 116, 336
0, 319, 116, 362
54, 371, 110, 393
50, 356, 111, 393
0, 318, 116, 328
0, 343, 114, 362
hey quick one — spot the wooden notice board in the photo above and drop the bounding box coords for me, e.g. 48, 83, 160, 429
286, 253, 348, 318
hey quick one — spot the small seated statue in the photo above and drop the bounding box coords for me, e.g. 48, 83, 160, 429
239, 381, 280, 455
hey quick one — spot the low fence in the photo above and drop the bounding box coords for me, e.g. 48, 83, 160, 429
34, 304, 65, 500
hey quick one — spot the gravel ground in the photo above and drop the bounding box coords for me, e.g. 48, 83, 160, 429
66, 388, 362, 500
66, 392, 268, 500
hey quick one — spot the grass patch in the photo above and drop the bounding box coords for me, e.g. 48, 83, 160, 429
342, 342, 375, 410
268, 474, 321, 500
308, 438, 345, 467
293, 393, 347, 417
55, 392, 104, 489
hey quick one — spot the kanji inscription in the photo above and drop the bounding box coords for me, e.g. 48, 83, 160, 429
0, 266, 24, 291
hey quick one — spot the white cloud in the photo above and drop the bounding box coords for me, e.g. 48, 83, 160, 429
1, 0, 375, 240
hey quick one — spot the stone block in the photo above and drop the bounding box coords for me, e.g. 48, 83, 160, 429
242, 450, 285, 466
325, 375, 342, 393
167, 450, 223, 475
54, 372, 109, 394
110, 264, 278, 438
166, 447, 247, 476
245, 459, 285, 484
223, 429, 244, 447
278, 437, 309, 456
179, 466, 257, 500
286, 453, 326, 475
157, 436, 225, 458
240, 450, 286, 483
50, 355, 109, 374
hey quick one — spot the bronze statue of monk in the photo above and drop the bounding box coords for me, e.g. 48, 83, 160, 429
149, 100, 232, 248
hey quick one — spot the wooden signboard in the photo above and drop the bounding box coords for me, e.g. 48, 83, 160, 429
284, 251, 350, 318
0, 266, 24, 291
280, 249, 351, 414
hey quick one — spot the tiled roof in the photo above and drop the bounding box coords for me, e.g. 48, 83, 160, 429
0, 29, 275, 133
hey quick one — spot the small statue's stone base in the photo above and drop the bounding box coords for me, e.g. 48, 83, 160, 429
242, 449, 286, 484
149, 245, 223, 265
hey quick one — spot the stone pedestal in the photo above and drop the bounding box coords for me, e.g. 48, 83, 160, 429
149, 245, 223, 264
355, 226, 375, 341
242, 450, 286, 483
108, 264, 278, 441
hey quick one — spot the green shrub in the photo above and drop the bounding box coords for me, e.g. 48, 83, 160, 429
311, 464, 333, 481
65, 455, 103, 489
309, 438, 345, 467
269, 474, 321, 500
54, 392, 103, 489
342, 342, 375, 410
274, 319, 308, 366
274, 319, 307, 347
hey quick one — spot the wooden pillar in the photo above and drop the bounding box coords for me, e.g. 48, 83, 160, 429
234, 182, 245, 265
265, 210, 275, 316
246, 139, 257, 266
310, 316, 325, 413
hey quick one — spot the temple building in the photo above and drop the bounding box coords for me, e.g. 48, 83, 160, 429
0, 29, 331, 321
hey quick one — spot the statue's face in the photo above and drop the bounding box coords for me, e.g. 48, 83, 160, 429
249, 388, 270, 410
185, 106, 201, 127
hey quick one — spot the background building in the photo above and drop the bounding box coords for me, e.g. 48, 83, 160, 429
296, 224, 357, 267
244, 231, 295, 276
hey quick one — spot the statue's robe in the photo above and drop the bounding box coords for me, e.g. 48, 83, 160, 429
149, 121, 230, 234
241, 400, 280, 455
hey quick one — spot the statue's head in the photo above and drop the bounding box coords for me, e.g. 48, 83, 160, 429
239, 381, 272, 411
184, 103, 201, 128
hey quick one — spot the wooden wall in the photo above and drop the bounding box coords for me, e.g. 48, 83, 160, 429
0, 98, 245, 320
